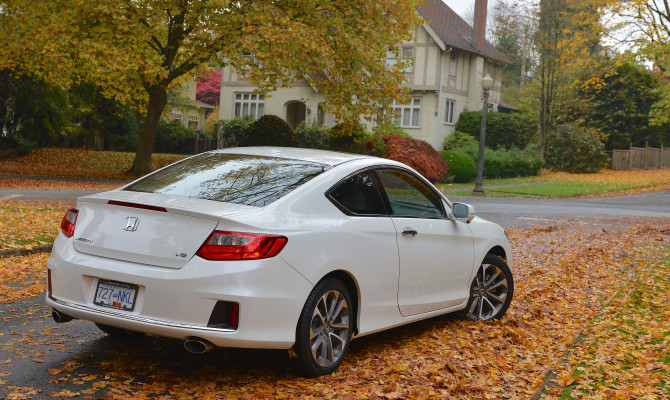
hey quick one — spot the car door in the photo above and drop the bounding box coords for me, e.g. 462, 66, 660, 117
374, 168, 475, 317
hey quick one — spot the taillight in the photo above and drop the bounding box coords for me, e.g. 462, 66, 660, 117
196, 231, 288, 261
60, 208, 79, 238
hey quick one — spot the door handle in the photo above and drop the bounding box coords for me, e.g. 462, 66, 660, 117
402, 229, 418, 236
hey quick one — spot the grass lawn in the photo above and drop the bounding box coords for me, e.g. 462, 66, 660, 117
439, 169, 670, 198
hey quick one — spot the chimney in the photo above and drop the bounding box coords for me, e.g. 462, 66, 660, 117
473, 0, 488, 53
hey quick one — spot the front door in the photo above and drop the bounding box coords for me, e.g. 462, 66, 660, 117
375, 168, 475, 317
285, 101, 306, 130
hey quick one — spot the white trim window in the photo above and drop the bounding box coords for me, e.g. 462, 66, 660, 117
234, 93, 265, 118
187, 114, 199, 129
386, 47, 413, 73
393, 98, 421, 128
445, 99, 456, 124
449, 51, 458, 76
169, 112, 183, 121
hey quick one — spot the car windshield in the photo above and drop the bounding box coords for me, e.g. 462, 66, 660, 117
124, 152, 329, 207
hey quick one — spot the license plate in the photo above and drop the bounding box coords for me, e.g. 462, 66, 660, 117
94, 279, 138, 311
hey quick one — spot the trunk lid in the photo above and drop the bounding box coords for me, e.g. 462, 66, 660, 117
72, 191, 255, 269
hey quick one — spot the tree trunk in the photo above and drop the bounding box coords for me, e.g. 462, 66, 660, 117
130, 85, 168, 176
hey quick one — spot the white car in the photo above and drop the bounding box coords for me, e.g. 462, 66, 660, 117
47, 147, 513, 377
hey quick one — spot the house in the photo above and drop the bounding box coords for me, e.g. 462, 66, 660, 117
218, 0, 504, 150
165, 78, 215, 130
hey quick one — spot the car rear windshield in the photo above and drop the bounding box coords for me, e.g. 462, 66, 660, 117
124, 153, 329, 207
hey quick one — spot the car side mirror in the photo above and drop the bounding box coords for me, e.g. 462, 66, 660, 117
453, 202, 475, 223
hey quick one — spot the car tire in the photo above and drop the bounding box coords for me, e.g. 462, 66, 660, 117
95, 323, 144, 338
294, 278, 352, 377
462, 254, 514, 321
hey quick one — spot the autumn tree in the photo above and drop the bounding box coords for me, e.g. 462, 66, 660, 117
197, 69, 221, 107
0, 0, 419, 175
532, 0, 609, 159
490, 0, 537, 106
612, 0, 670, 124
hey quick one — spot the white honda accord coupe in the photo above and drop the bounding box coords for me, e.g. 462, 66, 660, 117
46, 147, 513, 377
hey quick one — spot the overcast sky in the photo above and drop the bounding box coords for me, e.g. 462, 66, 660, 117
442, 0, 475, 19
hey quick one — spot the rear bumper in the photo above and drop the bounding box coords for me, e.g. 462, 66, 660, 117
46, 234, 313, 349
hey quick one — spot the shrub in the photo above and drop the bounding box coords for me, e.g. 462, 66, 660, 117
458, 143, 542, 178
13, 134, 35, 156
456, 110, 538, 150
153, 119, 196, 154
545, 124, 609, 173
294, 120, 330, 149
443, 131, 478, 150
383, 135, 447, 182
440, 150, 476, 183
238, 114, 298, 147
365, 122, 411, 157
329, 120, 368, 153
216, 115, 255, 148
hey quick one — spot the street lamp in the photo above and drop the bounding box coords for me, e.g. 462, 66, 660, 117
473, 74, 494, 194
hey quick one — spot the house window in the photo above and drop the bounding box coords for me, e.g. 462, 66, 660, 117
449, 51, 458, 76
386, 47, 413, 72
188, 114, 199, 129
445, 100, 456, 124
393, 98, 421, 128
316, 103, 325, 126
234, 93, 265, 118
169, 112, 183, 121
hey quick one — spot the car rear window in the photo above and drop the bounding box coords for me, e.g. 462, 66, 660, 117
124, 153, 329, 207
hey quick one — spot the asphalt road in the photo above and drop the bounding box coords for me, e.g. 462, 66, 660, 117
451, 190, 670, 228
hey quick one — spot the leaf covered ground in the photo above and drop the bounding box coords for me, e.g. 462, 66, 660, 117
0, 200, 668, 399
0, 148, 186, 180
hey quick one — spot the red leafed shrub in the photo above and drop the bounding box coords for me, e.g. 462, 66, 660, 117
383, 135, 448, 182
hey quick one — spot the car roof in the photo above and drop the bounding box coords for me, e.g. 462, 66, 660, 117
213, 147, 378, 167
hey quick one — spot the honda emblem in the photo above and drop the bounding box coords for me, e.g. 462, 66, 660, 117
124, 217, 140, 232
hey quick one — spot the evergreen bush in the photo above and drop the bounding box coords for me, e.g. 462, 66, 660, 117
443, 131, 478, 150
545, 124, 609, 173
294, 120, 330, 149
440, 150, 476, 183
216, 115, 255, 148
329, 120, 368, 153
458, 143, 542, 178
239, 114, 298, 147
456, 111, 538, 150
153, 119, 196, 154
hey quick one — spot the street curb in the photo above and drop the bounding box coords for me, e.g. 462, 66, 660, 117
0, 245, 53, 258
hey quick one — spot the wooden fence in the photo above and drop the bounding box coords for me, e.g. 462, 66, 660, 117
611, 145, 670, 170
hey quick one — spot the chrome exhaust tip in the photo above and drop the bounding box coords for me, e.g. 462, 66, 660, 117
52, 309, 74, 323
184, 337, 215, 354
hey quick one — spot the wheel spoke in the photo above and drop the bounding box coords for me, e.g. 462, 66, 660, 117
488, 279, 507, 291
484, 269, 501, 287
477, 294, 485, 319
330, 298, 344, 321
488, 292, 506, 303
483, 296, 496, 313
324, 334, 334, 365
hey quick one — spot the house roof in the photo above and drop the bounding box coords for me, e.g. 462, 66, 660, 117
417, 0, 505, 63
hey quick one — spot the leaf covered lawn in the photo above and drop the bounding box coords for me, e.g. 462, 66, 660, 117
0, 148, 186, 180
0, 205, 668, 399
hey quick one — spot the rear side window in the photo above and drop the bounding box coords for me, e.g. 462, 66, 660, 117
125, 153, 328, 207
328, 170, 387, 215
